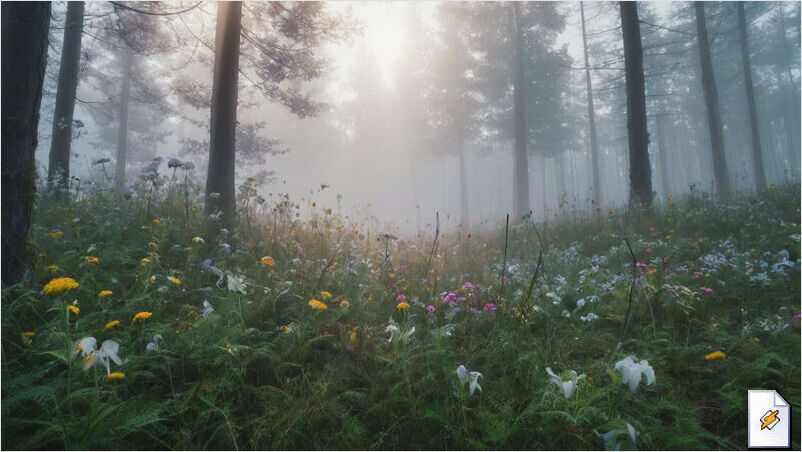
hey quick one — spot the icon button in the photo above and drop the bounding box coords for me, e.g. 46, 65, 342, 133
749, 390, 790, 448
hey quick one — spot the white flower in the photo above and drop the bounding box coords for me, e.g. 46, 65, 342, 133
202, 300, 215, 318
599, 422, 639, 449
614, 356, 656, 392
580, 313, 599, 322
76, 337, 121, 374
432, 324, 456, 337
146, 334, 164, 352
546, 367, 585, 399
226, 273, 246, 294
456, 365, 483, 395
385, 323, 415, 344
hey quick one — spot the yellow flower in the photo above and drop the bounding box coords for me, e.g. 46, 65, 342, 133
349, 330, 357, 343
665, 235, 673, 240
646, 269, 657, 275
753, 337, 759, 343
321, 291, 332, 300
47, 231, 64, 240
107, 372, 125, 381
705, 350, 726, 360
106, 320, 120, 329
260, 256, 275, 266
67, 305, 80, 315
609, 210, 616, 217
45, 265, 60, 273
22, 331, 35, 338
149, 275, 156, 284
389, 273, 395, 279
148, 242, 158, 249
132, 311, 152, 323
140, 258, 151, 265
169, 277, 181, 285
308, 299, 328, 310
85, 256, 100, 264
152, 219, 162, 227
340, 300, 351, 308
98, 290, 113, 297
21, 332, 35, 345
666, 197, 673, 206
192, 236, 205, 244
43, 277, 79, 294
396, 302, 410, 310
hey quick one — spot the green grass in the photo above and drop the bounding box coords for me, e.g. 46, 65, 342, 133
2, 176, 799, 450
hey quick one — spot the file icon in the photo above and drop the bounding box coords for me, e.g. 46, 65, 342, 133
748, 390, 790, 448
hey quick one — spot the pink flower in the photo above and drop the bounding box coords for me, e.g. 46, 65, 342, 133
692, 271, 704, 279
396, 294, 406, 302
645, 247, 652, 254
464, 281, 473, 289
636, 262, 649, 269
649, 226, 655, 232
699, 287, 714, 295
436, 275, 442, 281
426, 305, 435, 313
483, 303, 497, 312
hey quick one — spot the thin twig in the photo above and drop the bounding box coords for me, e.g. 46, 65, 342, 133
422, 212, 440, 282
498, 213, 510, 305
621, 238, 637, 338
520, 216, 544, 314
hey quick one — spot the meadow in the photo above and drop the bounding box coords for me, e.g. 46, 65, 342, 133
2, 171, 800, 450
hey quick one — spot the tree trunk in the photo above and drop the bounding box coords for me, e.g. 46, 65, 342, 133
580, 1, 602, 211
656, 114, 670, 199
695, 2, 729, 196
457, 130, 469, 235
47, 1, 84, 193
777, 7, 800, 175
114, 44, 133, 186
737, 2, 766, 192
205, 1, 242, 228
510, 2, 531, 219
1, 2, 51, 285
620, 1, 653, 206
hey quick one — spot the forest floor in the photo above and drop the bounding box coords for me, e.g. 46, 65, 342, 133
2, 178, 800, 450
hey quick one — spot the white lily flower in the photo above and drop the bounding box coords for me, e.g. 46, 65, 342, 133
226, 273, 246, 294
614, 356, 656, 392
96, 340, 122, 375
599, 422, 639, 449
385, 323, 415, 343
202, 300, 215, 318
546, 367, 585, 399
456, 365, 483, 394
76, 337, 121, 374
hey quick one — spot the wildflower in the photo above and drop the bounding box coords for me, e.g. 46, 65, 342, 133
75, 337, 121, 374
85, 256, 99, 264
456, 365, 483, 395
349, 330, 358, 343
321, 291, 332, 300
666, 197, 673, 206
152, 219, 162, 227
192, 236, 205, 244
107, 372, 125, 381
308, 299, 328, 310
149, 275, 156, 284
202, 300, 215, 318
148, 242, 158, 249
140, 258, 151, 265
397, 302, 410, 310
665, 235, 673, 240
426, 305, 435, 313
599, 423, 639, 449
580, 313, 599, 322
146, 334, 164, 351
43, 277, 79, 294
67, 305, 80, 315
396, 294, 406, 303
226, 274, 246, 293
546, 367, 585, 398
609, 210, 616, 217
45, 265, 60, 273
483, 303, 497, 312
614, 356, 656, 392
132, 311, 152, 323
340, 300, 351, 308
105, 320, 120, 329
260, 256, 275, 266
636, 262, 648, 269
169, 277, 181, 285
385, 323, 415, 343
646, 268, 657, 275
753, 337, 759, 343
705, 350, 726, 360
47, 231, 64, 240
98, 290, 113, 297
21, 332, 35, 345
699, 286, 714, 295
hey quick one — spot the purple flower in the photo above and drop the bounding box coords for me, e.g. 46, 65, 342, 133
483, 303, 497, 312
469, 307, 480, 314
426, 305, 436, 313
396, 294, 406, 302
464, 281, 473, 289
699, 286, 714, 295
636, 262, 649, 269
444, 292, 458, 305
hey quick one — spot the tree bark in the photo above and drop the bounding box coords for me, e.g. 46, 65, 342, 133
776, 7, 800, 175
2, 2, 51, 285
737, 2, 767, 192
115, 44, 133, 186
695, 2, 729, 196
620, 1, 653, 206
205, 1, 242, 228
47, 1, 84, 193
510, 2, 531, 219
580, 1, 602, 211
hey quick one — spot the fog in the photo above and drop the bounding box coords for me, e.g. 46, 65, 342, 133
35, 1, 801, 234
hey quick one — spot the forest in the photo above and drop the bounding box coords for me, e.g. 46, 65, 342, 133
1, 1, 800, 450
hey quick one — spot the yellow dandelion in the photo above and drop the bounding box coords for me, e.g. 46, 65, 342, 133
22, 331, 35, 338
140, 258, 151, 265
753, 337, 759, 343
646, 268, 657, 275
85, 256, 100, 264
665, 235, 672, 240
148, 242, 158, 249
43, 277, 79, 294
169, 277, 181, 285
132, 311, 152, 323
308, 299, 328, 310
67, 305, 80, 315
340, 300, 351, 308
705, 350, 726, 360
106, 372, 125, 381
47, 231, 64, 240
396, 302, 410, 310
152, 219, 162, 227
106, 320, 120, 329
45, 265, 60, 273
98, 290, 113, 297
260, 256, 275, 266
320, 291, 332, 300
192, 236, 205, 244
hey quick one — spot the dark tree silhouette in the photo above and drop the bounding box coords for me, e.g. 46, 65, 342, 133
580, 1, 602, 210
737, 2, 767, 192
